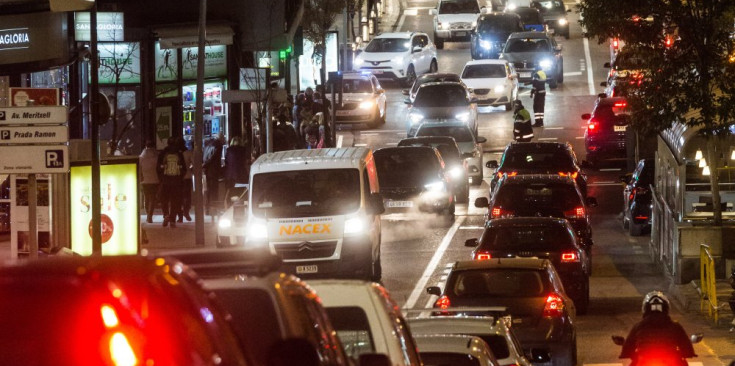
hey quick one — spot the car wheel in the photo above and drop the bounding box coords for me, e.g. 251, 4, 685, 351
549, 78, 558, 89
558, 62, 564, 83
576, 281, 590, 315
429, 59, 438, 73
403, 65, 417, 87
434, 34, 444, 49
369, 107, 381, 128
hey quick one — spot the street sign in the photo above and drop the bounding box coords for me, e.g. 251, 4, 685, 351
0, 145, 69, 173
0, 106, 67, 124
0, 125, 68, 144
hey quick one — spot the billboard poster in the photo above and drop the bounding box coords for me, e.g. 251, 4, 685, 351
181, 45, 227, 80
96, 42, 141, 84
70, 161, 139, 256
299, 31, 339, 89
154, 41, 178, 82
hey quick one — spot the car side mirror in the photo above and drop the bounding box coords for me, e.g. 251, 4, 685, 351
359, 353, 392, 366
426, 286, 442, 296
603, 62, 611, 68
529, 348, 551, 363
474, 197, 489, 208
404, 98, 412, 105
611, 335, 625, 346
600, 81, 607, 87
690, 333, 703, 344
402, 89, 410, 96
412, 46, 423, 53
464, 238, 479, 247
429, 8, 438, 16
585, 197, 598, 207
486, 160, 499, 169
581, 113, 591, 120
476, 136, 487, 143
267, 338, 320, 366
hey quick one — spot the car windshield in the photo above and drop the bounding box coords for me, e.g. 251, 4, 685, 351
477, 17, 521, 33
326, 307, 375, 360
449, 269, 548, 297
416, 126, 474, 143
496, 182, 582, 214
365, 38, 410, 52
343, 79, 373, 93
462, 64, 507, 78
421, 352, 480, 366
613, 52, 646, 70
505, 38, 550, 53
251, 169, 361, 218
399, 141, 461, 165
534, 0, 565, 13
501, 149, 576, 171
480, 224, 575, 251
439, 0, 481, 14
413, 85, 469, 107
375, 149, 440, 188
412, 75, 461, 94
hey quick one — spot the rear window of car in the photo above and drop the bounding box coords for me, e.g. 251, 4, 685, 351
449, 269, 548, 297
479, 335, 510, 359
496, 182, 582, 213
416, 126, 474, 143
326, 307, 375, 359
375, 149, 441, 187
477, 16, 522, 33
414, 85, 469, 107
501, 149, 576, 171
479, 224, 575, 251
592, 104, 630, 125
421, 352, 480, 366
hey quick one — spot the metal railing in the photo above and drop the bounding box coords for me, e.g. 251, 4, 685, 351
699, 244, 721, 324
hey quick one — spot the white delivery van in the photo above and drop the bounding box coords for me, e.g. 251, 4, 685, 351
245, 148, 385, 281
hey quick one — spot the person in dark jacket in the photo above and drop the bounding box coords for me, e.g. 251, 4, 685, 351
512, 100, 534, 142
156, 137, 185, 228
530, 71, 546, 127
223, 136, 248, 207
203, 132, 225, 216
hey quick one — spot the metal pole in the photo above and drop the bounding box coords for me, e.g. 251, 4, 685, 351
331, 81, 336, 147
90, 2, 102, 255
266, 86, 272, 153
28, 174, 37, 259
193, 0, 207, 246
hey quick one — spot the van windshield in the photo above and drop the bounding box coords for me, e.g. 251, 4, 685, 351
251, 169, 361, 218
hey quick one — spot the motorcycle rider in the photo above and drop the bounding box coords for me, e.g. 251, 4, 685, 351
620, 291, 696, 363
512, 100, 534, 142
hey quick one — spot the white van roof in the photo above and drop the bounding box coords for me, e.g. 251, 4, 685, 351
250, 147, 371, 174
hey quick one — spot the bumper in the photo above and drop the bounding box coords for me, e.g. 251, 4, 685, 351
435, 29, 473, 40
382, 193, 453, 218
335, 109, 377, 124
474, 93, 511, 107
356, 67, 403, 81
585, 139, 626, 160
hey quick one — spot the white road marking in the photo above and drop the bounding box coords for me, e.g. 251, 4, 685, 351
600, 168, 622, 171
583, 37, 596, 95
579, 58, 586, 71
360, 132, 379, 136
575, 136, 585, 139
459, 226, 485, 230
445, 263, 453, 268
538, 137, 558, 141
336, 134, 344, 148
355, 143, 367, 147
544, 126, 564, 130
404, 8, 418, 15
563, 71, 583, 76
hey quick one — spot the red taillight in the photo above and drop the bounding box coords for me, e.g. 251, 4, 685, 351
587, 119, 599, 133
561, 251, 580, 263
564, 206, 585, 219
496, 171, 517, 179
543, 293, 565, 317
612, 38, 619, 49
614, 101, 627, 108
110, 332, 138, 366
635, 215, 649, 220
475, 252, 492, 260
435, 295, 451, 310
491, 207, 514, 218
664, 36, 673, 48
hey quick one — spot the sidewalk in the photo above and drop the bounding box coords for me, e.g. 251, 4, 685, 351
141, 213, 219, 252
670, 278, 733, 327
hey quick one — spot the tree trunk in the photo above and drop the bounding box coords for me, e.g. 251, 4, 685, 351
706, 135, 722, 226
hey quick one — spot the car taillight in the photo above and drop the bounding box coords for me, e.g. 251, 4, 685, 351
491, 207, 514, 218
558, 172, 578, 179
587, 118, 600, 133
110, 332, 138, 366
561, 251, 580, 263
635, 215, 649, 220
496, 171, 517, 179
543, 293, 565, 317
475, 252, 492, 260
612, 38, 619, 49
564, 206, 585, 219
435, 295, 451, 310
101, 305, 120, 328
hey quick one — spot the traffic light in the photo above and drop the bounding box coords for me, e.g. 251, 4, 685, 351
279, 46, 292, 60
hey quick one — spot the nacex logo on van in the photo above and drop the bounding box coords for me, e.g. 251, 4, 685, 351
279, 223, 332, 236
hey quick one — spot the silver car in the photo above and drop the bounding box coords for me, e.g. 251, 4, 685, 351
405, 82, 479, 137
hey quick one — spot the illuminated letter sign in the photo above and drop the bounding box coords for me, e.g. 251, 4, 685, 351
0, 27, 30, 51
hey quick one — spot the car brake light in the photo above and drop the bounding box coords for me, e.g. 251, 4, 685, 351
635, 215, 649, 220
587, 119, 599, 133
561, 251, 579, 262
564, 206, 585, 219
475, 252, 492, 260
496, 171, 517, 179
101, 304, 120, 328
491, 207, 514, 218
543, 293, 565, 317
614, 101, 627, 108
110, 332, 138, 366
612, 38, 619, 49
435, 295, 451, 310
558, 172, 579, 179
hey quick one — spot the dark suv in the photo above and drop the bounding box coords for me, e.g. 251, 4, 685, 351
465, 217, 591, 314
398, 136, 470, 203
470, 12, 524, 59
582, 96, 630, 166
487, 142, 587, 196
621, 158, 654, 236
532, 0, 572, 39
475, 174, 597, 249
375, 146, 455, 225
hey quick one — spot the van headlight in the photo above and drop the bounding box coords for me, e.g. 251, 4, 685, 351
539, 59, 553, 70
424, 181, 445, 191
494, 85, 506, 93
344, 217, 366, 235
455, 112, 471, 122
409, 113, 424, 125
246, 219, 268, 239
218, 218, 232, 229
449, 166, 463, 179
359, 100, 376, 109
441, 22, 451, 30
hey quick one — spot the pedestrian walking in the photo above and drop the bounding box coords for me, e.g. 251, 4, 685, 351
293, 93, 306, 141
138, 140, 159, 223
156, 137, 185, 228
178, 137, 193, 222
530, 71, 546, 127
224, 136, 249, 206
203, 132, 225, 216
512, 100, 534, 142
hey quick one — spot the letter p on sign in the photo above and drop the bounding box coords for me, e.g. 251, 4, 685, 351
45, 149, 64, 168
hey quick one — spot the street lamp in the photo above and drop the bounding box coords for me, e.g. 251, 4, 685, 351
699, 158, 707, 168
695, 149, 703, 161
703, 166, 711, 176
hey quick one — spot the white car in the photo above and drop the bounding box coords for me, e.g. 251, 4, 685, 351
354, 32, 438, 87
430, 0, 484, 49
414, 334, 502, 366
460, 59, 519, 111
310, 280, 422, 366
331, 72, 387, 128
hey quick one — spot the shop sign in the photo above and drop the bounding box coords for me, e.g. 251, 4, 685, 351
70, 161, 139, 256
0, 145, 68, 174
181, 45, 227, 79
256, 51, 280, 78
0, 125, 69, 144
154, 42, 178, 82
239, 68, 268, 90
0, 106, 67, 124
0, 12, 68, 66
74, 12, 124, 42
0, 28, 30, 51
9, 87, 60, 106
96, 42, 141, 84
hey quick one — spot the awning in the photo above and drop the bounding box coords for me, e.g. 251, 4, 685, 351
154, 23, 234, 49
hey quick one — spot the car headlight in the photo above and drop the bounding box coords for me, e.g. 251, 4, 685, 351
539, 59, 553, 70
359, 100, 376, 109
472, 20, 477, 28
246, 219, 268, 239
441, 22, 451, 30
558, 18, 568, 25
218, 218, 232, 229
494, 84, 506, 93
507, 3, 517, 10
449, 166, 463, 179
354, 57, 364, 66
391, 56, 405, 65
344, 217, 366, 235
455, 112, 471, 122
424, 181, 445, 191
480, 40, 492, 49
409, 113, 424, 125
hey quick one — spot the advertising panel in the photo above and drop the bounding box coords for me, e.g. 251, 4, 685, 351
96, 42, 141, 84
154, 42, 178, 82
239, 68, 268, 90
299, 31, 340, 89
0, 12, 68, 66
70, 161, 139, 256
181, 45, 227, 80
74, 12, 124, 42
9, 87, 60, 106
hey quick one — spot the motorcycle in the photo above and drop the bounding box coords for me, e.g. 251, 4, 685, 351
611, 333, 703, 366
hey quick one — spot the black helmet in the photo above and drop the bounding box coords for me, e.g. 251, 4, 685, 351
642, 291, 670, 315
513, 100, 523, 107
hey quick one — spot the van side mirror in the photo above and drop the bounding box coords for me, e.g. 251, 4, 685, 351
267, 338, 320, 366
486, 160, 499, 169
585, 197, 598, 207
529, 348, 551, 363
359, 353, 392, 366
426, 286, 442, 296
474, 197, 489, 208
465, 238, 479, 247
369, 193, 385, 215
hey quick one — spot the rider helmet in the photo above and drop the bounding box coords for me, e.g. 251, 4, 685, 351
642, 291, 670, 315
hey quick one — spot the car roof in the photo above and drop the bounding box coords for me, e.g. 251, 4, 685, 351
480, 12, 522, 21
0, 255, 169, 277
418, 81, 466, 89
465, 59, 509, 66
500, 173, 575, 185
508, 31, 550, 39
485, 216, 571, 228
375, 32, 414, 39
417, 121, 472, 130
399, 136, 459, 146
374, 145, 438, 155
452, 258, 550, 271
419, 72, 461, 80
505, 141, 572, 151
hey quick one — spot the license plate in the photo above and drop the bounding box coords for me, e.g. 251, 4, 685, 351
336, 110, 351, 116
371, 70, 383, 74
614, 125, 627, 132
296, 265, 318, 274
455, 31, 467, 37
519, 72, 532, 78
386, 200, 413, 208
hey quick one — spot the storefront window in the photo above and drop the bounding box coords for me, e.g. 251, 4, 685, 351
29, 67, 69, 106
100, 86, 142, 155
182, 82, 227, 149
